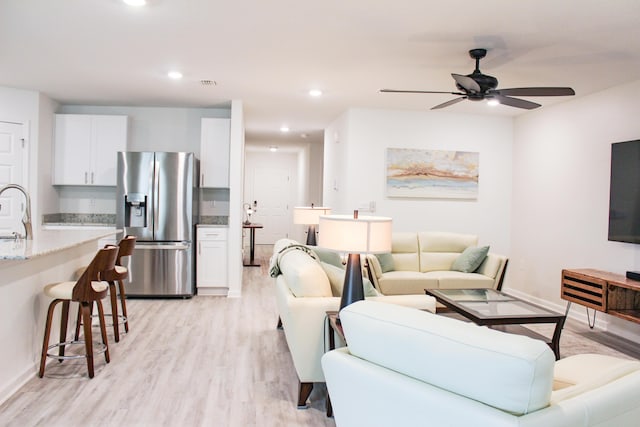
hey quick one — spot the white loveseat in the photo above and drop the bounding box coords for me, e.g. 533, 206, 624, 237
322, 301, 640, 427
366, 231, 508, 295
270, 239, 436, 408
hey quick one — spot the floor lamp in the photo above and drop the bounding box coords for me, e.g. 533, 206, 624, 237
293, 205, 331, 246
319, 211, 392, 312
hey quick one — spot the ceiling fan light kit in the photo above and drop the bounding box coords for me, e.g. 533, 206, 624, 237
381, 48, 575, 110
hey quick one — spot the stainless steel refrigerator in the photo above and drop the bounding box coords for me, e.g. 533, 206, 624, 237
116, 152, 198, 297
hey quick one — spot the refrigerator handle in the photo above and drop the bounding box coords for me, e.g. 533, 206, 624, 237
154, 159, 160, 235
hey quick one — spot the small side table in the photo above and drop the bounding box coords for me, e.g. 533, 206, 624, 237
242, 223, 263, 267
325, 311, 344, 417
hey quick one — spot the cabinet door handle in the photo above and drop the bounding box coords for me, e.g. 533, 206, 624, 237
198, 242, 201, 255
84, 172, 88, 184
201, 173, 204, 187
91, 172, 94, 184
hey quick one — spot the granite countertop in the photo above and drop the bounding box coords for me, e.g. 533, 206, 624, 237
0, 229, 119, 260
199, 216, 229, 225
42, 213, 228, 227
42, 213, 116, 227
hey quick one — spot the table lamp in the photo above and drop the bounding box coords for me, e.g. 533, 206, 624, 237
293, 204, 331, 246
243, 201, 257, 225
319, 211, 392, 311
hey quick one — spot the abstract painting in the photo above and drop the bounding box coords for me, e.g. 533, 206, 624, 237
386, 148, 479, 199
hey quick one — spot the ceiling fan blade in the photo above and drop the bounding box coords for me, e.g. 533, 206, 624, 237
492, 87, 575, 97
380, 89, 465, 95
452, 73, 481, 93
492, 95, 541, 110
431, 97, 467, 110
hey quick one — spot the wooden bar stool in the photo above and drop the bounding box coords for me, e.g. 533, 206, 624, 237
104, 235, 136, 341
39, 245, 118, 378
74, 235, 136, 343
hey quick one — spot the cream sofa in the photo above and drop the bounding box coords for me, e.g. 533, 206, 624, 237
322, 301, 640, 427
365, 231, 508, 295
270, 239, 436, 408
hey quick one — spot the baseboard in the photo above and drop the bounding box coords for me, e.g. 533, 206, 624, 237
227, 288, 242, 298
0, 365, 34, 406
196, 287, 229, 296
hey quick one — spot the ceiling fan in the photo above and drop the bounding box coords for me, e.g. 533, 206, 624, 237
380, 48, 575, 110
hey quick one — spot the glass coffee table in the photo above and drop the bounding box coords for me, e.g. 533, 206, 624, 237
424, 288, 566, 359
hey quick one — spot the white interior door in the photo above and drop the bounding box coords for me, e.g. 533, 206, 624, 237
0, 122, 26, 235
250, 166, 292, 244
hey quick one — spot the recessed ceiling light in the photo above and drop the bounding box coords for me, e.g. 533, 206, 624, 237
270, 146, 278, 152
168, 71, 183, 80
280, 126, 290, 132
309, 89, 323, 97
123, 0, 146, 6
487, 99, 500, 107
300, 133, 308, 139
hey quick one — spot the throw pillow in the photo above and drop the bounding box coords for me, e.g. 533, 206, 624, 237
451, 246, 490, 273
375, 252, 395, 273
306, 245, 344, 268
320, 261, 379, 297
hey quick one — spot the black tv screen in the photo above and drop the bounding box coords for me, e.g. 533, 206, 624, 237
608, 139, 640, 243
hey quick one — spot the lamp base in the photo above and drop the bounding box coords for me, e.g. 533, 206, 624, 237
339, 253, 364, 311
305, 225, 317, 246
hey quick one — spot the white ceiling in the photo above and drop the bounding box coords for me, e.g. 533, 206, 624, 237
2, 0, 640, 145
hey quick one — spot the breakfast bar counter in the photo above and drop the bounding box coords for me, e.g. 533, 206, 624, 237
0, 228, 118, 404
0, 228, 118, 260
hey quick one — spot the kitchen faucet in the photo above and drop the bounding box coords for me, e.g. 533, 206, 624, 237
0, 184, 33, 239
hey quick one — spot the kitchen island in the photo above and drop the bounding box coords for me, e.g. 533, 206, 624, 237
0, 228, 118, 404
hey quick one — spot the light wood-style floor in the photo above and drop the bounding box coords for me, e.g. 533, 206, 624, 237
1, 245, 638, 426
0, 245, 335, 427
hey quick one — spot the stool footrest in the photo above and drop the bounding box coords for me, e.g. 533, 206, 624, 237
46, 340, 107, 360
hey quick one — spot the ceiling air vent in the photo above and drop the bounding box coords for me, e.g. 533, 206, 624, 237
200, 80, 217, 86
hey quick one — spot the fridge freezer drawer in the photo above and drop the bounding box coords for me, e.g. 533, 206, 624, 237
125, 242, 194, 297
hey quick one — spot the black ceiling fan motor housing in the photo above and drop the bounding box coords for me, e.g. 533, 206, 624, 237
458, 48, 499, 98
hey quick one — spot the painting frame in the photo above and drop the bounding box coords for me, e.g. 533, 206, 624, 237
385, 148, 479, 199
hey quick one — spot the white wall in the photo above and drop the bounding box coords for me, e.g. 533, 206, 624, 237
511, 79, 640, 340
0, 86, 58, 230
324, 108, 514, 253
227, 100, 245, 297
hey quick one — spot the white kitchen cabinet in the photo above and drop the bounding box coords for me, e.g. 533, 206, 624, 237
196, 226, 228, 295
53, 114, 128, 186
200, 117, 230, 188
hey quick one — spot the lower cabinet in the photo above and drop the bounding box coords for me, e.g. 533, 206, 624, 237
196, 227, 228, 295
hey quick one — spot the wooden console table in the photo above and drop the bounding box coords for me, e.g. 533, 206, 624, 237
561, 268, 640, 327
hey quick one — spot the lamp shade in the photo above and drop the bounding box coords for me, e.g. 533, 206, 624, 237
293, 206, 331, 225
318, 214, 392, 254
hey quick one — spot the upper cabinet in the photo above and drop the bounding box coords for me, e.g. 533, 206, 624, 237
200, 117, 230, 188
53, 114, 128, 186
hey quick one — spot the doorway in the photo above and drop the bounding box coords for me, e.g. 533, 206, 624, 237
244, 151, 297, 244
0, 121, 26, 235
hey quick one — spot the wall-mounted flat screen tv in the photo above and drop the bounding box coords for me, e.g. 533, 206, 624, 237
608, 139, 640, 243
